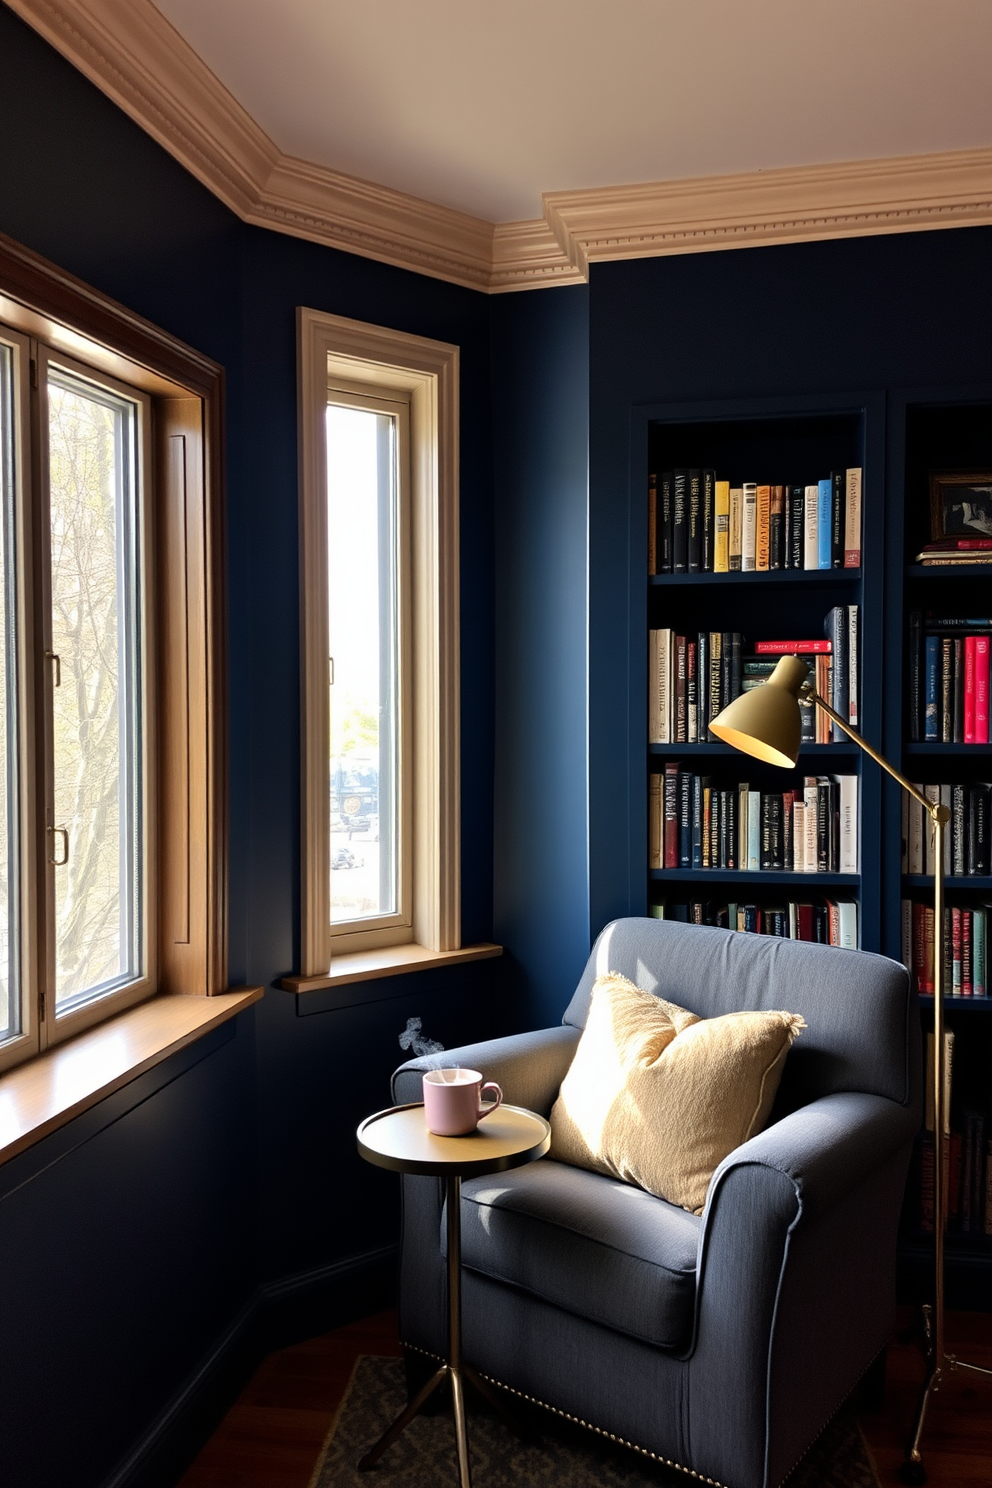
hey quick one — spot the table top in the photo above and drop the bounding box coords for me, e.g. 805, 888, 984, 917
357, 1102, 551, 1177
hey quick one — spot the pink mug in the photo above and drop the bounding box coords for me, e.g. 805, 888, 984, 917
422, 1068, 503, 1136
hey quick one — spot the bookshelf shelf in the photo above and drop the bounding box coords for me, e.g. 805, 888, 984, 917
648, 741, 858, 757
917, 995, 992, 1011
906, 564, 992, 579
903, 743, 991, 757
649, 569, 859, 588
650, 869, 858, 888
904, 875, 992, 890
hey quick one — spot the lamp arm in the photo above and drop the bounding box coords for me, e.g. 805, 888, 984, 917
803, 686, 949, 824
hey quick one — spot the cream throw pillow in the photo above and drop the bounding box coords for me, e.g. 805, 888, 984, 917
549, 972, 806, 1214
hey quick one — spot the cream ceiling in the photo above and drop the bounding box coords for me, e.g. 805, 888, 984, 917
10, 0, 992, 290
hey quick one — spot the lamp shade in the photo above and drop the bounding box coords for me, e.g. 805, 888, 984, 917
709, 654, 811, 768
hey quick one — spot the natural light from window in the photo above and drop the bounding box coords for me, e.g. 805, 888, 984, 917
48, 373, 142, 1012
326, 401, 399, 927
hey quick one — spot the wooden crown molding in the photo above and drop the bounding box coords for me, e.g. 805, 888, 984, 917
543, 148, 992, 274
10, 0, 992, 293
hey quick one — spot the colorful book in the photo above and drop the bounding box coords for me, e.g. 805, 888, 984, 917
714, 480, 730, 573
844, 467, 862, 568
817, 476, 832, 570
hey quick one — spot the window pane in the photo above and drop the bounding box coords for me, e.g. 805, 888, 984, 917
48, 373, 142, 1010
326, 403, 399, 925
0, 347, 19, 1043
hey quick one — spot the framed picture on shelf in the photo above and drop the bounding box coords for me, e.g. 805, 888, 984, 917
929, 471, 992, 540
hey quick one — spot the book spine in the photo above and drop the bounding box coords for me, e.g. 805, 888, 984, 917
908, 609, 921, 742
817, 477, 832, 570
769, 485, 785, 570
951, 906, 962, 994
747, 789, 761, 871
825, 606, 848, 743
701, 469, 715, 572
724, 788, 738, 870
741, 482, 758, 572
803, 484, 819, 570
838, 774, 858, 873
675, 634, 687, 742
803, 778, 818, 872
648, 472, 657, 575
672, 469, 688, 573
974, 908, 987, 997
941, 636, 954, 743
720, 630, 733, 714
713, 480, 730, 573
847, 604, 859, 726
964, 634, 977, 743
691, 774, 704, 868
649, 772, 662, 869
953, 636, 965, 741
754, 638, 832, 654
679, 769, 692, 868
663, 762, 679, 868
708, 631, 722, 734
831, 470, 844, 567
792, 800, 805, 871
729, 488, 743, 571
976, 635, 990, 743
924, 635, 940, 741
816, 779, 830, 871
755, 484, 771, 571
697, 631, 709, 741
686, 640, 698, 743
952, 783, 966, 876
789, 486, 805, 570
844, 467, 862, 567
659, 470, 673, 573
975, 784, 990, 874
687, 469, 702, 573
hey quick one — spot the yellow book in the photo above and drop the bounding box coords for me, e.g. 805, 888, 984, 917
714, 480, 730, 572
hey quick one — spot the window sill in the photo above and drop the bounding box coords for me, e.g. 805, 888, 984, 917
0, 987, 262, 1166
281, 942, 502, 994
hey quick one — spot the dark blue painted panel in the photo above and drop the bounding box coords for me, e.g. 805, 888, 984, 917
490, 287, 592, 1028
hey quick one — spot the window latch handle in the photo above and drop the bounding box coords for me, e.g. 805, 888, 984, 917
45, 651, 61, 688
48, 826, 69, 867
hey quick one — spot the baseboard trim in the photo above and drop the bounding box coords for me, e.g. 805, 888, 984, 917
100, 1243, 398, 1488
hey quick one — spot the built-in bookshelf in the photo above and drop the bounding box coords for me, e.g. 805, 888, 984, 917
636, 389, 992, 1303
641, 397, 880, 951
886, 394, 992, 1299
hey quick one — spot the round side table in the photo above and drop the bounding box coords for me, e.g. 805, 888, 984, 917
356, 1101, 551, 1487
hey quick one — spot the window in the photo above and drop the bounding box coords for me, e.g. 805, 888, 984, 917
297, 309, 461, 973
0, 235, 227, 1074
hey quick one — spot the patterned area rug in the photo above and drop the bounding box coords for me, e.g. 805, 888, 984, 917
308, 1356, 881, 1488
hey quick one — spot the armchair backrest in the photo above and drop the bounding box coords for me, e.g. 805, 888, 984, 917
562, 919, 918, 1112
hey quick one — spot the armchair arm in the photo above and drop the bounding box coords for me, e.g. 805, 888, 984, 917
706, 1088, 920, 1226
392, 1024, 580, 1117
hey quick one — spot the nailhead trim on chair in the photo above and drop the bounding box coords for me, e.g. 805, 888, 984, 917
402, 1341, 730, 1488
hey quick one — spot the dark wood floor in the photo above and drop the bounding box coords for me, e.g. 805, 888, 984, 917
178, 1308, 992, 1488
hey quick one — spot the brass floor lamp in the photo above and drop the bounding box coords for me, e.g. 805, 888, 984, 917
710, 654, 992, 1486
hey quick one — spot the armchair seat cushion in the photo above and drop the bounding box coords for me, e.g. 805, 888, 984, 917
458, 1157, 701, 1349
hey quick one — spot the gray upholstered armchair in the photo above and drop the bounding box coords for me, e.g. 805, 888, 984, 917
392, 918, 921, 1488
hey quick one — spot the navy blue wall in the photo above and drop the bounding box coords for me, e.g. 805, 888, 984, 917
491, 287, 591, 1027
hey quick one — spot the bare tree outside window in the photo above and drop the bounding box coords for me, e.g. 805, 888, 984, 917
48, 376, 140, 1009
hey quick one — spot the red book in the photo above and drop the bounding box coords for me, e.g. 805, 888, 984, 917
951, 906, 962, 995
962, 909, 973, 996
914, 901, 934, 994
964, 636, 977, 743
975, 636, 990, 744
753, 639, 832, 655
663, 762, 679, 868
923, 538, 992, 551
796, 903, 814, 942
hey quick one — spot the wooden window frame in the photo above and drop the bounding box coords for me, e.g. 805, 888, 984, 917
0, 228, 229, 1078
296, 308, 461, 976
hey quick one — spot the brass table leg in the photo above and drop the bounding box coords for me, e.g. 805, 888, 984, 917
358, 1174, 474, 1485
